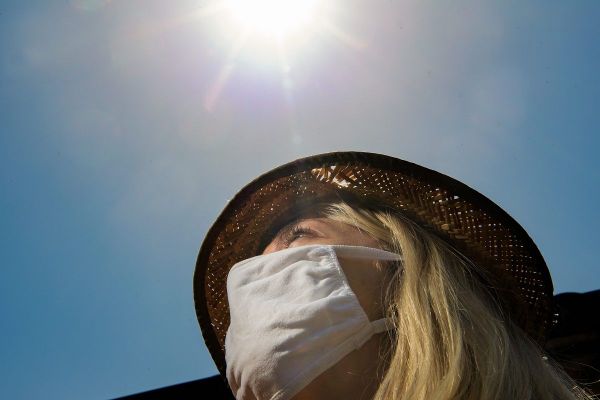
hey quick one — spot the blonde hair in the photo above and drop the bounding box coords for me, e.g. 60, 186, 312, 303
322, 201, 594, 400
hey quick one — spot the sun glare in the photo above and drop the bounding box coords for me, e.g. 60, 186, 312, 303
225, 0, 320, 38
197, 0, 356, 111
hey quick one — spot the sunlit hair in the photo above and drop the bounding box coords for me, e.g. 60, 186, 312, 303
322, 201, 593, 400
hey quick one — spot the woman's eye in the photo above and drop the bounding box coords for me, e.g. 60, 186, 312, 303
282, 225, 315, 246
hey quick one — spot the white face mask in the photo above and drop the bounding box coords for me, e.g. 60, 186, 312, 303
225, 244, 403, 400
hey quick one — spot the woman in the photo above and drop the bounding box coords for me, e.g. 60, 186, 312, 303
194, 152, 594, 400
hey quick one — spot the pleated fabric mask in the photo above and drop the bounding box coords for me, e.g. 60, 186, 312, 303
225, 244, 402, 400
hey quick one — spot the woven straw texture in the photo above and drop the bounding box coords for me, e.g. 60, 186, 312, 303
194, 152, 553, 375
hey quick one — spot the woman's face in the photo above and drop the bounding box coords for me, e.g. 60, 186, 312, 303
263, 217, 391, 400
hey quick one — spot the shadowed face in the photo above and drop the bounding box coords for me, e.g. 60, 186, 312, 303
262, 217, 392, 400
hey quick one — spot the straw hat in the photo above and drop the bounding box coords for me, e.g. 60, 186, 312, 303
193, 152, 554, 375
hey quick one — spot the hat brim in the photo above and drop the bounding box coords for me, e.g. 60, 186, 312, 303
193, 151, 554, 375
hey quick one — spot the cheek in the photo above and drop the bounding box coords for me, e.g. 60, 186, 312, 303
262, 241, 279, 254
338, 258, 388, 321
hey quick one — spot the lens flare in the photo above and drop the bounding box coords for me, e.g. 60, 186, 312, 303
225, 0, 319, 38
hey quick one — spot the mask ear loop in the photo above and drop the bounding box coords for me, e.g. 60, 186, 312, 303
371, 257, 403, 339
378, 257, 404, 347
330, 244, 402, 261
371, 317, 392, 333
331, 245, 403, 335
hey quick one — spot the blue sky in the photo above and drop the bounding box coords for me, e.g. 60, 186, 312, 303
1, 1, 598, 398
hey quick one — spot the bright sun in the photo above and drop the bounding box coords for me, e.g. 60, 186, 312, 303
225, 0, 320, 39
198, 0, 354, 110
